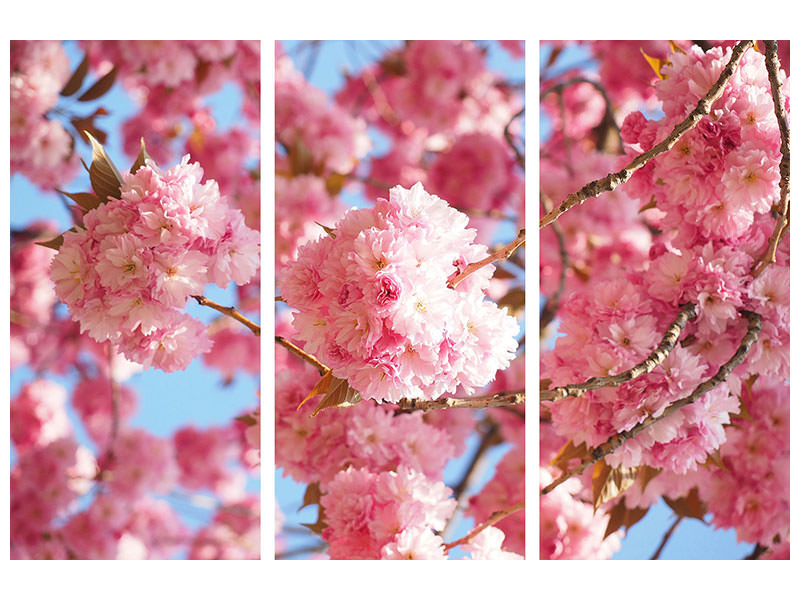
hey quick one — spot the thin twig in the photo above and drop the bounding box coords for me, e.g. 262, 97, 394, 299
541, 76, 622, 148
443, 500, 525, 551
442, 421, 501, 538
541, 303, 697, 401
275, 335, 329, 376
448, 229, 525, 289
650, 515, 683, 560
192, 295, 260, 336
539, 40, 755, 229
744, 543, 768, 560
504, 107, 525, 169
751, 40, 790, 277
396, 390, 525, 412
539, 192, 569, 332
541, 310, 761, 496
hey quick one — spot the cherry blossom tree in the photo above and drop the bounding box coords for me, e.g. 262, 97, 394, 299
275, 40, 525, 560
540, 40, 789, 560
10, 40, 261, 560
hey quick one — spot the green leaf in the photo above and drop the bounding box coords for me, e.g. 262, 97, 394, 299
85, 131, 123, 201
60, 53, 90, 97
77, 66, 118, 102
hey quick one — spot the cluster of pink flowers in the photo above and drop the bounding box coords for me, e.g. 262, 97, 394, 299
428, 132, 522, 215
189, 496, 260, 559
173, 425, 242, 497
274, 174, 346, 269
540, 40, 789, 557
50, 156, 259, 372
699, 378, 789, 545
281, 182, 519, 403
539, 467, 622, 560
320, 465, 456, 559
10, 40, 79, 188
276, 47, 370, 174
83, 40, 260, 163
275, 361, 468, 486
11, 379, 72, 452
72, 376, 138, 446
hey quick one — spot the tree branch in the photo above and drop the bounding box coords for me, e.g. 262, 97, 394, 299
447, 229, 525, 289
539, 40, 755, 229
650, 515, 683, 560
504, 107, 525, 169
442, 421, 502, 538
541, 303, 697, 401
541, 310, 761, 496
396, 389, 525, 412
192, 295, 260, 336
274, 335, 329, 376
751, 40, 790, 278
539, 191, 569, 332
443, 500, 525, 551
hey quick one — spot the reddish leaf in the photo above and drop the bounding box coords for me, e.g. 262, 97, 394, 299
300, 482, 322, 510
35, 234, 65, 251
130, 138, 154, 174
663, 488, 706, 521
311, 376, 362, 417
297, 370, 333, 411
549, 440, 588, 471
314, 222, 336, 238
593, 460, 639, 512
325, 172, 347, 196
60, 53, 90, 97
86, 132, 123, 201
56, 189, 102, 212
77, 66, 118, 102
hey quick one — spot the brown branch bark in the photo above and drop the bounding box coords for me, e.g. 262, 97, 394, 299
396, 389, 525, 412
192, 295, 260, 336
751, 40, 790, 278
539, 192, 569, 332
448, 229, 525, 289
504, 107, 525, 169
540, 76, 622, 151
650, 515, 683, 560
541, 303, 697, 402
443, 500, 525, 551
541, 310, 761, 496
442, 421, 502, 538
274, 335, 329, 376
539, 40, 755, 229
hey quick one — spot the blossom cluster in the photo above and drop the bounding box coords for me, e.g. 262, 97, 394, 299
50, 156, 260, 372
10, 40, 80, 188
540, 40, 789, 557
281, 182, 519, 403
83, 40, 260, 163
